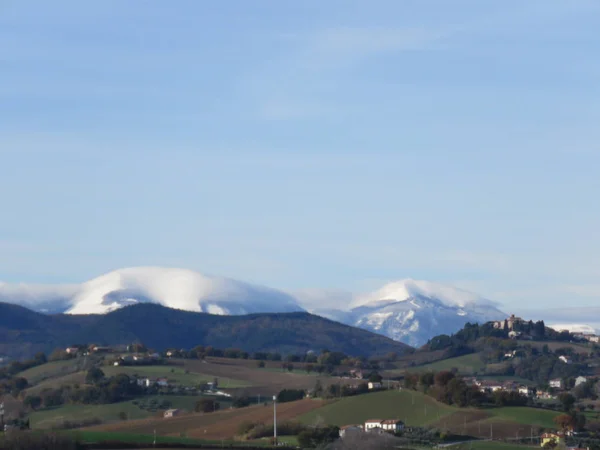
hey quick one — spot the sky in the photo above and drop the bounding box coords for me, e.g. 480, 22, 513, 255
1, 0, 599, 312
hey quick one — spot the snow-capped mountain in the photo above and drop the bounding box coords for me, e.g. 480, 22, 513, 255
0, 269, 505, 346
0, 267, 304, 316
307, 280, 506, 347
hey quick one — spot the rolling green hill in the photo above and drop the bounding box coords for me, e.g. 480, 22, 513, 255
299, 390, 458, 427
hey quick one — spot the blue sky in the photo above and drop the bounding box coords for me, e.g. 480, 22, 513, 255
1, 0, 599, 310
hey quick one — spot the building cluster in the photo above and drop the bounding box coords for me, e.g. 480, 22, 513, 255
572, 332, 600, 344
339, 419, 404, 437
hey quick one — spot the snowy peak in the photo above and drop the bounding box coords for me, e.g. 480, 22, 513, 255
352, 279, 497, 309
67, 267, 304, 315
1, 267, 304, 316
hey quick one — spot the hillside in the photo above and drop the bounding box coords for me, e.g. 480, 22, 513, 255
0, 302, 411, 358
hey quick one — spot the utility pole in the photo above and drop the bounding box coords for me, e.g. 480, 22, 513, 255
153, 429, 156, 447
0, 402, 4, 432
273, 395, 277, 446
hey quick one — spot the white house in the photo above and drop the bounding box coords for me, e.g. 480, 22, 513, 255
364, 419, 384, 431
575, 376, 588, 386
368, 382, 382, 390
559, 356, 572, 365
163, 409, 181, 418
549, 379, 563, 389
137, 377, 152, 388
381, 420, 404, 433
519, 386, 535, 397
156, 378, 169, 387
339, 425, 363, 437
65, 347, 79, 354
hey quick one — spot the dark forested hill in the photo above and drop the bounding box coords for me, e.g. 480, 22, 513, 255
0, 303, 411, 359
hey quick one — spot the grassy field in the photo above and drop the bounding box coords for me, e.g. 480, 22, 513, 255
66, 430, 259, 447
179, 358, 341, 396
18, 359, 82, 384
488, 407, 559, 429
299, 390, 458, 427
103, 365, 250, 388
85, 399, 324, 440
390, 353, 487, 375
452, 441, 537, 450
30, 395, 222, 429
24, 371, 87, 396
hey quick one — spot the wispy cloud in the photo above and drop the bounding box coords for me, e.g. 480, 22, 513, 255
244, 25, 449, 120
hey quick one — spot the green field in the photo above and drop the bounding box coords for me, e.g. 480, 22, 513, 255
405, 353, 487, 375
29, 395, 224, 429
18, 360, 82, 384
299, 390, 457, 427
488, 407, 559, 429
452, 441, 537, 450
66, 430, 256, 446
103, 365, 249, 388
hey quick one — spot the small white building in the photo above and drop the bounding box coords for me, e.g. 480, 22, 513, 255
368, 382, 382, 390
518, 386, 535, 397
364, 420, 384, 431
163, 409, 181, 418
65, 347, 79, 354
137, 377, 152, 388
559, 356, 573, 365
575, 376, 588, 386
381, 420, 404, 433
549, 379, 563, 389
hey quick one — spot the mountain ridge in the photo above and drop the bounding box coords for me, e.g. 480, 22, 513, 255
0, 302, 411, 360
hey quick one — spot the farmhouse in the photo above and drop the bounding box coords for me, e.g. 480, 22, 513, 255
518, 386, 535, 397
364, 419, 384, 432
575, 376, 588, 386
163, 409, 181, 418
368, 382, 382, 390
65, 347, 79, 354
364, 420, 404, 434
479, 381, 504, 393
381, 420, 404, 433
549, 379, 563, 389
156, 377, 169, 387
541, 432, 565, 447
339, 425, 363, 437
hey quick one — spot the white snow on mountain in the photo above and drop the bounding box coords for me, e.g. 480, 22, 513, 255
547, 323, 599, 334
299, 279, 506, 347
1, 270, 506, 346
0, 267, 304, 316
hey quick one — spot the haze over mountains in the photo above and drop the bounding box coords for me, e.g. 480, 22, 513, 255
0, 267, 515, 346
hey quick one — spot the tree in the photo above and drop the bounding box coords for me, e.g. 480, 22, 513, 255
554, 414, 575, 431
558, 393, 576, 412
118, 411, 127, 420
368, 372, 383, 383
195, 398, 220, 413
257, 360, 265, 368
23, 395, 42, 410
85, 367, 105, 385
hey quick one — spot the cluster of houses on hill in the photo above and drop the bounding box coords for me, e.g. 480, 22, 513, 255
463, 376, 588, 400
339, 419, 405, 437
